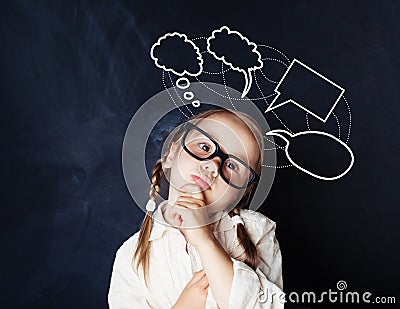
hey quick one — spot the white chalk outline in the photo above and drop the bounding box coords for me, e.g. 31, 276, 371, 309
265, 129, 354, 181
265, 58, 345, 123
150, 32, 204, 77
206, 25, 263, 98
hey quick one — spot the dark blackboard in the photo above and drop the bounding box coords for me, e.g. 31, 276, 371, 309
1, 1, 399, 308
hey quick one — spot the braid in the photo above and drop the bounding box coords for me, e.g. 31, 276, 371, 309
133, 158, 164, 288
149, 158, 165, 201
228, 196, 259, 270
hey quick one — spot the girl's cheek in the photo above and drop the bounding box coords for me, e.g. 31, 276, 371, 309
171, 152, 198, 182
175, 149, 195, 169
207, 183, 235, 205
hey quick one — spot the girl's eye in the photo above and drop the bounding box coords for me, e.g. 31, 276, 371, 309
225, 161, 238, 171
198, 143, 212, 152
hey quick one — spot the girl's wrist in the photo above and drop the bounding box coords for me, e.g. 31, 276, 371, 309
195, 234, 218, 252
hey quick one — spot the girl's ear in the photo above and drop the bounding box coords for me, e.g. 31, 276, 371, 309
163, 141, 177, 169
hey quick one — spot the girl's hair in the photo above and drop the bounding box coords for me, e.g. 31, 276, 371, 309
133, 109, 264, 287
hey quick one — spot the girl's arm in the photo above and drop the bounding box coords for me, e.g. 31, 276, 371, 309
196, 236, 234, 309
196, 214, 284, 309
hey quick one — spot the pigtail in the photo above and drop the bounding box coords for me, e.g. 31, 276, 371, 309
227, 151, 263, 271
133, 157, 164, 288
228, 188, 259, 271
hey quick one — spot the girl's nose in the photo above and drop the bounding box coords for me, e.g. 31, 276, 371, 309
199, 158, 220, 179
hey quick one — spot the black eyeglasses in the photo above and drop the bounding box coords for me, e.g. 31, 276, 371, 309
181, 122, 260, 189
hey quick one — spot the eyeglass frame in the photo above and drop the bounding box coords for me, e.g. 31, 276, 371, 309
180, 122, 260, 189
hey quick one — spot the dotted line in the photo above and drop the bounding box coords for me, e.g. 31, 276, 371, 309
332, 112, 341, 139
221, 62, 237, 110
261, 57, 289, 68
257, 44, 291, 64
162, 70, 189, 119
167, 72, 194, 117
258, 68, 278, 84
253, 70, 271, 108
343, 95, 352, 144
203, 67, 231, 75
306, 113, 311, 130
191, 36, 207, 41
272, 111, 294, 135
262, 164, 293, 169
258, 56, 290, 84
264, 136, 285, 150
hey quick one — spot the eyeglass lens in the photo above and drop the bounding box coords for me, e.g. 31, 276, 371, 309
184, 128, 253, 188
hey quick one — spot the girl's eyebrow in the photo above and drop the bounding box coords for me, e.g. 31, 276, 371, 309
195, 122, 252, 163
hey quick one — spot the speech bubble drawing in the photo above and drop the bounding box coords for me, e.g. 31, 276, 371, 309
265, 59, 345, 123
206, 26, 263, 98
150, 32, 204, 77
265, 129, 354, 180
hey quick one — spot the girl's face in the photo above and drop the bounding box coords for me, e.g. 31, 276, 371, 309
163, 113, 260, 214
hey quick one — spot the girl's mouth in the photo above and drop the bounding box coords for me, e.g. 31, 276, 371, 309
190, 174, 211, 191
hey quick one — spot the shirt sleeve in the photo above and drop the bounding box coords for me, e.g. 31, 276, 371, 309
228, 216, 285, 309
108, 236, 152, 309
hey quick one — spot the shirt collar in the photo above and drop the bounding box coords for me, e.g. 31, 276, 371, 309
148, 201, 237, 241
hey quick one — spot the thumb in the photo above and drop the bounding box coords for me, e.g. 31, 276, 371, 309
188, 269, 205, 284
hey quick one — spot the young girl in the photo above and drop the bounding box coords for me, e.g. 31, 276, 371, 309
108, 109, 284, 308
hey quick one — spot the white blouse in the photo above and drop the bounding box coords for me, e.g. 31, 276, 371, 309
108, 201, 284, 308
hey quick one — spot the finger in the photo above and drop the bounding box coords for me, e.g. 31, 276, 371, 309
172, 203, 207, 219
190, 190, 205, 201
169, 211, 182, 224
170, 211, 177, 220
174, 201, 203, 209
170, 204, 189, 217
176, 196, 205, 205
187, 270, 205, 285
191, 270, 206, 281
173, 203, 209, 227
173, 214, 183, 227
168, 205, 183, 226
197, 275, 209, 289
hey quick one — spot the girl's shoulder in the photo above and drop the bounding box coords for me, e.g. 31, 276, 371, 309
115, 230, 141, 258
237, 209, 278, 242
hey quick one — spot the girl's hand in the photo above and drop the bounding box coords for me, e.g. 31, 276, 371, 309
172, 270, 209, 309
170, 185, 215, 248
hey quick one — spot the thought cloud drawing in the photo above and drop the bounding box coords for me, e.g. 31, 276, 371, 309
207, 26, 263, 98
150, 32, 204, 77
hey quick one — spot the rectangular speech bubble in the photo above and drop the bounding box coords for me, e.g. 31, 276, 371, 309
265, 58, 345, 123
